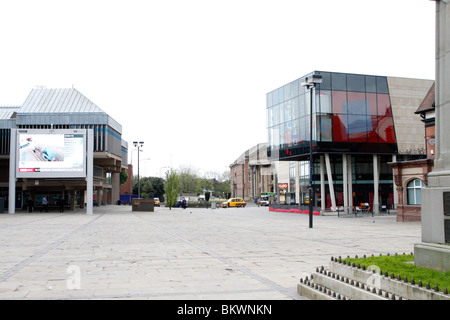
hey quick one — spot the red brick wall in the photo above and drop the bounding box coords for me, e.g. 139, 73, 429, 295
397, 205, 421, 222
120, 165, 133, 196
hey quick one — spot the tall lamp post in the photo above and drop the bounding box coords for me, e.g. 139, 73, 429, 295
301, 74, 322, 228
133, 141, 144, 198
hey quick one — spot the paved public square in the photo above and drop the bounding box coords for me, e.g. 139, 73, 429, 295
0, 205, 421, 300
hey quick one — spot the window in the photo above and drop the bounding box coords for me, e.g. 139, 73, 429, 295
318, 115, 332, 141
347, 74, 366, 92
377, 116, 396, 143
407, 179, 425, 205
289, 161, 296, 178
317, 72, 331, 90
376, 77, 389, 94
365, 76, 377, 93
332, 73, 347, 91
332, 91, 347, 114
377, 94, 392, 116
317, 90, 332, 113
267, 92, 273, 108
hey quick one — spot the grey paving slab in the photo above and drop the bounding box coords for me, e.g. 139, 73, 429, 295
0, 205, 421, 300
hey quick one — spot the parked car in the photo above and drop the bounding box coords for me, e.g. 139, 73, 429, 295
258, 196, 270, 206
222, 197, 246, 208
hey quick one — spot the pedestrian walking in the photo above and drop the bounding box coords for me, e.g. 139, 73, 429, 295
58, 197, 65, 212
27, 197, 33, 212
40, 196, 48, 212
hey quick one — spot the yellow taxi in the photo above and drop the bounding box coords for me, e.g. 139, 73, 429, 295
223, 197, 246, 208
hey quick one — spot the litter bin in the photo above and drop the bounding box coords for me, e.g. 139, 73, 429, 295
211, 202, 216, 209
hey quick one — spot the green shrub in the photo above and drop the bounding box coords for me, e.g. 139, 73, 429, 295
346, 254, 450, 291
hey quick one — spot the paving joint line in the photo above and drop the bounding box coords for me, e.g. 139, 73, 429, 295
0, 213, 105, 283
0, 213, 68, 229
135, 214, 300, 300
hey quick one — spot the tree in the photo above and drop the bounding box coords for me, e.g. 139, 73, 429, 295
214, 179, 231, 198
132, 176, 165, 200
149, 177, 165, 201
164, 168, 180, 210
141, 180, 155, 198
120, 172, 128, 186
178, 165, 199, 194
196, 178, 213, 195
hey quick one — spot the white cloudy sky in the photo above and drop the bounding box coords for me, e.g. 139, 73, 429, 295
0, 0, 436, 178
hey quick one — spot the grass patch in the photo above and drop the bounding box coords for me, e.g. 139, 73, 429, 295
345, 254, 450, 292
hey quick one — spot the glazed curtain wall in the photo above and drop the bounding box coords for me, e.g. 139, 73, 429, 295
267, 71, 397, 158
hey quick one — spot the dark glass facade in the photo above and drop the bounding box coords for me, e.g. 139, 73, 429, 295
267, 71, 398, 161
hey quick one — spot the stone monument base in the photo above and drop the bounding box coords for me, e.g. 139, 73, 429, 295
414, 242, 450, 272
416, 186, 450, 272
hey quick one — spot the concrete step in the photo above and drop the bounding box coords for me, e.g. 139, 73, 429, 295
298, 256, 450, 300
298, 269, 395, 300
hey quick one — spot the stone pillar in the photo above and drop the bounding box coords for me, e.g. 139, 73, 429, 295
373, 154, 380, 215
320, 155, 325, 213
392, 155, 399, 210
325, 154, 336, 211
421, 0, 450, 244
415, 0, 450, 272
103, 188, 108, 205
70, 190, 75, 211
112, 172, 120, 205
97, 189, 102, 205
343, 154, 348, 214
80, 190, 85, 209
347, 155, 353, 213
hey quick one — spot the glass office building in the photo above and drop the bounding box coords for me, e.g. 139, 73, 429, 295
267, 71, 397, 160
266, 70, 428, 213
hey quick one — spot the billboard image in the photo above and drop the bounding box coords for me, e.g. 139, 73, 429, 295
16, 129, 86, 178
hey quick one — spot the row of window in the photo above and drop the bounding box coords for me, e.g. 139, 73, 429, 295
266, 72, 396, 155
268, 114, 396, 150
267, 72, 389, 108
267, 91, 392, 128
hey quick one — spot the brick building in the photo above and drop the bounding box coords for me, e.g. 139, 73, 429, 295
119, 164, 133, 204
230, 143, 274, 202
390, 82, 435, 222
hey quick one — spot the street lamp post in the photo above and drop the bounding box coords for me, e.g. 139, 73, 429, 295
133, 141, 144, 198
301, 74, 322, 228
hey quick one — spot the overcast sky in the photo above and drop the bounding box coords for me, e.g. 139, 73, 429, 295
0, 0, 436, 178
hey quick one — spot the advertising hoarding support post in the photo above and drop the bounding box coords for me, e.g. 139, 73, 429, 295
86, 129, 93, 214
9, 129, 16, 214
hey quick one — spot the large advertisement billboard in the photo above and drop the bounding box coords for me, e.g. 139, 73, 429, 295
16, 129, 86, 178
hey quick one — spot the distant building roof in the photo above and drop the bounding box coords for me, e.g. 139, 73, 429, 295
10, 88, 122, 133
415, 82, 435, 114
0, 106, 20, 120
19, 88, 105, 114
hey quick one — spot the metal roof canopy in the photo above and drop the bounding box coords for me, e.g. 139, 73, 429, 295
16, 88, 122, 133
